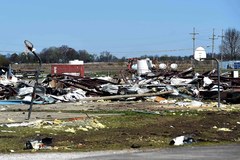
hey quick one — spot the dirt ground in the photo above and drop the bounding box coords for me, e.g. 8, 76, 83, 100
0, 101, 240, 152
53, 101, 240, 150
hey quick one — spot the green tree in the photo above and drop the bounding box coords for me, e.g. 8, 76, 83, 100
0, 54, 10, 66
17, 52, 35, 63
78, 50, 95, 62
8, 53, 19, 63
40, 45, 79, 63
40, 47, 59, 63
66, 48, 78, 61
160, 55, 169, 61
98, 51, 117, 62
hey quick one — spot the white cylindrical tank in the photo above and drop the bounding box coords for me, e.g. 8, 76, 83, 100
137, 59, 150, 75
170, 63, 178, 70
159, 63, 167, 70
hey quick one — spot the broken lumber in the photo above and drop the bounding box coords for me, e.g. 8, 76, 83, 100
80, 91, 173, 101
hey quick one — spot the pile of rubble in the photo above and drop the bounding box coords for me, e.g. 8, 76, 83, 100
1, 62, 240, 106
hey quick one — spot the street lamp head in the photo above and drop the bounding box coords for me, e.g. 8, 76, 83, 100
24, 40, 34, 52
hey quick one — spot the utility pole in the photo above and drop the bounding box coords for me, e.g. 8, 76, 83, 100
209, 28, 218, 67
218, 29, 224, 68
190, 27, 199, 68
190, 27, 199, 57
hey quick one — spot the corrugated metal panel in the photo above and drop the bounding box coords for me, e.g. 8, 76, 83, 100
51, 64, 84, 77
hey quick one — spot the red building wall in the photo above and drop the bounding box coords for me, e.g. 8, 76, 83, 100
51, 64, 84, 77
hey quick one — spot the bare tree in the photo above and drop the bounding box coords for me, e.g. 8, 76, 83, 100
220, 28, 240, 60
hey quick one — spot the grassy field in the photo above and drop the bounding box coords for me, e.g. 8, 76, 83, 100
0, 109, 239, 153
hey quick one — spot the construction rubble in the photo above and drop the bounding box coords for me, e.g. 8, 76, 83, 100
1, 62, 240, 106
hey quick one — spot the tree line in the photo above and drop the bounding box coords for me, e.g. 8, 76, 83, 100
0, 28, 239, 66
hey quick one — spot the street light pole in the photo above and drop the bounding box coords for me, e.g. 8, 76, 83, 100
24, 40, 42, 120
201, 58, 221, 108
218, 29, 224, 70
194, 47, 220, 108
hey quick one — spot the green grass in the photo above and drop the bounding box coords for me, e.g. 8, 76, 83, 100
0, 110, 239, 153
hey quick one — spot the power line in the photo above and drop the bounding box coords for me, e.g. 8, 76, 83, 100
0, 50, 23, 53
110, 48, 193, 54
0, 47, 194, 55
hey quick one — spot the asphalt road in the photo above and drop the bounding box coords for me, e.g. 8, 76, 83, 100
1, 144, 240, 160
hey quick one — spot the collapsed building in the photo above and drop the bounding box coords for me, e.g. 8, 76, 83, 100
1, 58, 240, 105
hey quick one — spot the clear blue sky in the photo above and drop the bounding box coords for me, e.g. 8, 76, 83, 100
0, 0, 239, 58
